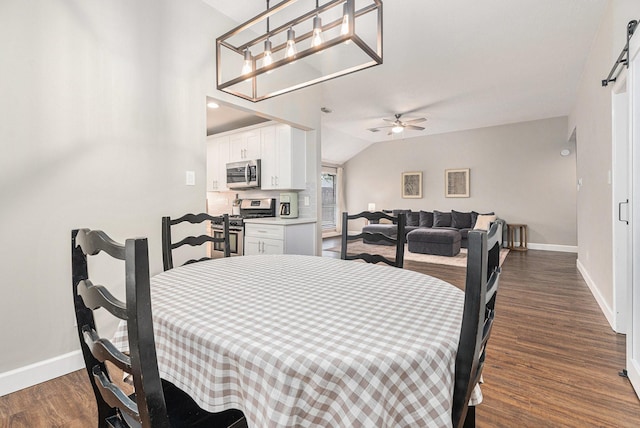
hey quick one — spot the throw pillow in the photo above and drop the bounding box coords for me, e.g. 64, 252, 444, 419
451, 210, 472, 229
419, 210, 434, 228
474, 214, 497, 231
471, 211, 495, 228
392, 209, 412, 225
433, 210, 452, 227
406, 211, 420, 227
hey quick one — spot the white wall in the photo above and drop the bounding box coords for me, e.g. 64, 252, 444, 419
344, 117, 576, 248
568, 0, 639, 322
0, 0, 320, 391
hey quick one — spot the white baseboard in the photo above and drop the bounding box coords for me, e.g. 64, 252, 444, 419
527, 243, 577, 253
0, 350, 85, 397
576, 258, 615, 330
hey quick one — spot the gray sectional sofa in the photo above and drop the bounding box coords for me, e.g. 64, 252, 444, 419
363, 209, 499, 249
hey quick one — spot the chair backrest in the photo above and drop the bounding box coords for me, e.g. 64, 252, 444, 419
451, 221, 503, 428
162, 213, 230, 271
340, 211, 406, 268
72, 228, 171, 428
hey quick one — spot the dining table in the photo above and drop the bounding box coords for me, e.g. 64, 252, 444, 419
113, 254, 481, 428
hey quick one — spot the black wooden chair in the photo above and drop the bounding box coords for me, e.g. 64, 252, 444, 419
162, 213, 230, 271
340, 211, 406, 268
451, 221, 503, 428
72, 228, 246, 428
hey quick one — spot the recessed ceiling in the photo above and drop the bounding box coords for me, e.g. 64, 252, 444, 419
204, 0, 609, 163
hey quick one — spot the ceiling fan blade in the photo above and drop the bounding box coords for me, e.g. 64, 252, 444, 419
382, 118, 397, 123
403, 117, 427, 124
367, 128, 381, 132
405, 125, 425, 131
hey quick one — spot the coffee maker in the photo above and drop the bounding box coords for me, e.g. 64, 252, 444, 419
279, 192, 299, 218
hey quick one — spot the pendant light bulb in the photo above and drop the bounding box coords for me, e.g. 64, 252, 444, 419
312, 15, 323, 47
341, 2, 350, 35
241, 49, 252, 75
286, 27, 296, 58
263, 39, 273, 71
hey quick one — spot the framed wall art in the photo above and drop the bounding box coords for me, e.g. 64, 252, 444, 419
445, 168, 470, 198
401, 171, 422, 199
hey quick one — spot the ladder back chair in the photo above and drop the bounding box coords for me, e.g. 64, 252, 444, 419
451, 221, 503, 428
72, 228, 246, 428
340, 211, 406, 268
162, 213, 230, 271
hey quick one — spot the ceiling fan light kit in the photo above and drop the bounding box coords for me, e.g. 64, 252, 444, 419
216, 0, 383, 102
370, 113, 427, 135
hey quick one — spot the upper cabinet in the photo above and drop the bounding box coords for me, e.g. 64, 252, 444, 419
260, 124, 306, 190
229, 129, 260, 162
206, 135, 229, 191
207, 122, 306, 192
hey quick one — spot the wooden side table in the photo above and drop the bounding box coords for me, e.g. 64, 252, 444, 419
507, 223, 528, 252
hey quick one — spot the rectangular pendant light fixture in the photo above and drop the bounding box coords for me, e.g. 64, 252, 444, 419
216, 0, 383, 102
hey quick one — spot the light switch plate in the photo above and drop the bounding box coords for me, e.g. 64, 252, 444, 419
186, 171, 195, 186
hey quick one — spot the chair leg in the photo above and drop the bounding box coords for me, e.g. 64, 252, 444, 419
463, 406, 476, 428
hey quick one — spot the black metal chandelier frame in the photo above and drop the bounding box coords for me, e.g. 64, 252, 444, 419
216, 0, 383, 102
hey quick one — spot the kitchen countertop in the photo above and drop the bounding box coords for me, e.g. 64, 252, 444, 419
243, 217, 317, 225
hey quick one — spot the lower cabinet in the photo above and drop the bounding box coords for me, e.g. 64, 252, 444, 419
244, 221, 315, 256
245, 236, 284, 255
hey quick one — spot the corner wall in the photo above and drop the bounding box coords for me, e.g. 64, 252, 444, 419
344, 117, 576, 249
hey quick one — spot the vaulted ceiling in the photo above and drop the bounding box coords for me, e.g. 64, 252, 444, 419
204, 0, 609, 164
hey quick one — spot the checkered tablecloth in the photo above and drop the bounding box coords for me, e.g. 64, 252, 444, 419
114, 255, 479, 427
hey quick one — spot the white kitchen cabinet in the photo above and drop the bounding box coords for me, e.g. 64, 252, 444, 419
229, 129, 260, 162
260, 124, 306, 190
244, 236, 284, 255
244, 219, 316, 256
206, 135, 229, 191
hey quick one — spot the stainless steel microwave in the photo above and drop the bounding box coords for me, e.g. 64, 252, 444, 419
226, 159, 261, 189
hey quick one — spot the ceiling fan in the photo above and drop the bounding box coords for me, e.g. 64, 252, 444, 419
368, 113, 427, 135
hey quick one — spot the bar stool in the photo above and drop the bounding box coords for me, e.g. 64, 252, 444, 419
507, 223, 528, 252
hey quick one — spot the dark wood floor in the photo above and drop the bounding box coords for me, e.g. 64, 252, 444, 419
2, 242, 639, 427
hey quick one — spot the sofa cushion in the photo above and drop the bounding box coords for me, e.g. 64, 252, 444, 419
451, 210, 472, 229
458, 228, 472, 239
474, 214, 497, 230
392, 209, 410, 216
433, 210, 452, 227
362, 224, 397, 246
419, 210, 434, 228
407, 228, 461, 244
406, 211, 420, 227
392, 209, 410, 224
405, 225, 420, 234
471, 211, 495, 228
363, 224, 397, 235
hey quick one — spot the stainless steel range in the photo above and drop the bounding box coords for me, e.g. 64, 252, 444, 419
210, 198, 275, 257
